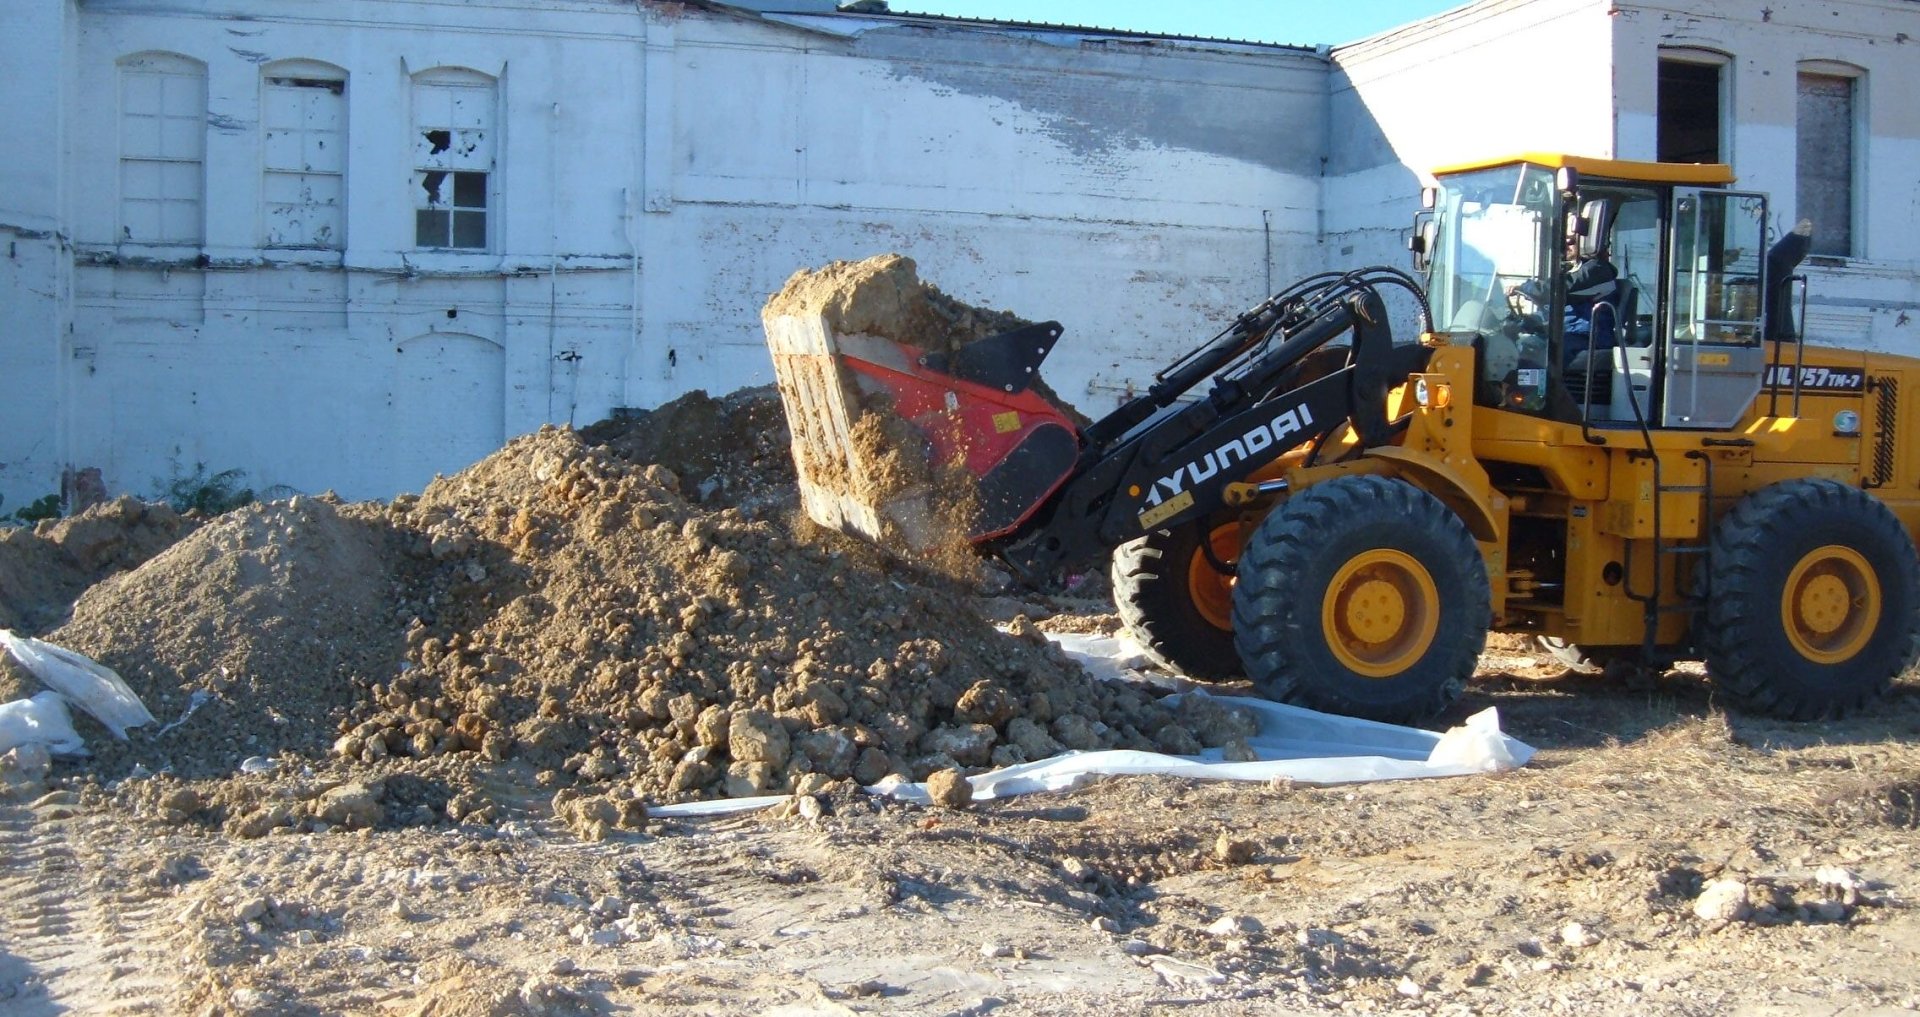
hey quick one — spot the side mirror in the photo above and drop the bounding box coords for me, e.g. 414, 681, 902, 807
1575, 198, 1615, 260
1408, 211, 1437, 273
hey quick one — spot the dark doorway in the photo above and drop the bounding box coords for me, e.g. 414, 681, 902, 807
1658, 59, 1721, 163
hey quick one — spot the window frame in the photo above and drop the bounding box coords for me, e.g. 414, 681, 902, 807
1655, 47, 1731, 167
410, 67, 497, 253
117, 52, 208, 248
261, 60, 349, 251
1795, 60, 1867, 261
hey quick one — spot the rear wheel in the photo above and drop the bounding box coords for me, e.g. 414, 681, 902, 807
1232, 474, 1490, 723
1112, 519, 1244, 680
1703, 479, 1920, 719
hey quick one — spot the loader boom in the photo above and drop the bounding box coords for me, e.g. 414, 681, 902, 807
991, 277, 1431, 584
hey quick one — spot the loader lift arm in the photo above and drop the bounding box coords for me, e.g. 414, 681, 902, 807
991, 270, 1434, 586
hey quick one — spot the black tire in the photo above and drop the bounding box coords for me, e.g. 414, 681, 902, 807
1702, 478, 1920, 719
1111, 520, 1244, 681
1231, 474, 1490, 723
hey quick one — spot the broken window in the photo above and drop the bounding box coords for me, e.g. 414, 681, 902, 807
119, 53, 206, 244
412, 71, 495, 250
1796, 67, 1860, 258
263, 69, 346, 249
1657, 53, 1723, 164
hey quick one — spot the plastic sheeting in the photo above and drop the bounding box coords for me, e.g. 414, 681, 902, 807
654, 632, 1534, 817
0, 629, 154, 753
0, 691, 86, 756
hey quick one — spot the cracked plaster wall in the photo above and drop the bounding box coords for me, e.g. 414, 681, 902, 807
4, 0, 1918, 511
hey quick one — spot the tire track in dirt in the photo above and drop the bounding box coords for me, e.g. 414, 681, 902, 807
0, 802, 187, 1015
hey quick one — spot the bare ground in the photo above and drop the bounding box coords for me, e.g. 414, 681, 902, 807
4, 642, 1919, 1017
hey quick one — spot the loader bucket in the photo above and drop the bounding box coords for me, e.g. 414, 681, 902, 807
763, 311, 1082, 551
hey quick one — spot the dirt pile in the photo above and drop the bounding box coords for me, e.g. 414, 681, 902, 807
338, 426, 1251, 805
577, 386, 795, 515
49, 497, 410, 777
0, 496, 199, 637
42, 422, 1245, 802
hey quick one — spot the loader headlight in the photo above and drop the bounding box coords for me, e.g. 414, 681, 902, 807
1413, 377, 1451, 409
1834, 409, 1861, 436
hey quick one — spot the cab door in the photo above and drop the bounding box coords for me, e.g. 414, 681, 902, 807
1662, 189, 1769, 429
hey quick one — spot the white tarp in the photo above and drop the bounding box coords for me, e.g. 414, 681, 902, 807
0, 692, 86, 756
654, 631, 1534, 817
0, 629, 155, 753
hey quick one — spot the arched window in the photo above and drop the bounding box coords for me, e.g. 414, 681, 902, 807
1796, 60, 1865, 259
410, 68, 496, 251
118, 52, 206, 245
262, 60, 348, 249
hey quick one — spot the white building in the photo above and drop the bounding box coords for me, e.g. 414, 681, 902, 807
2, 0, 1915, 510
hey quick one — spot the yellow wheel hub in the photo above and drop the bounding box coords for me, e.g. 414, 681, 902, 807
1781, 545, 1879, 665
1322, 549, 1440, 678
1187, 523, 1242, 632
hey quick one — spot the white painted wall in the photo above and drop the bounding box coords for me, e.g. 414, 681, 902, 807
1611, 0, 1920, 353
4, 0, 1917, 512
0, 1, 77, 516
0, 0, 1326, 508
1326, 0, 1620, 268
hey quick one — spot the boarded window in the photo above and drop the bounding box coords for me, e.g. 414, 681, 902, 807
263, 74, 346, 248
120, 54, 206, 244
1797, 71, 1857, 258
1658, 58, 1721, 164
412, 74, 495, 250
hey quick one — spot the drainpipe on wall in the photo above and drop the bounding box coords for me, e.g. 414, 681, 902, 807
547, 101, 561, 422
623, 186, 640, 410
1262, 209, 1274, 296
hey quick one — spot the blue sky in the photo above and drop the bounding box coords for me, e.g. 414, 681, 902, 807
887, 1, 1468, 47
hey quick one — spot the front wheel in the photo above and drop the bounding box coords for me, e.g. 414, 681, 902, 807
1111, 519, 1244, 681
1232, 475, 1490, 723
1702, 479, 1920, 719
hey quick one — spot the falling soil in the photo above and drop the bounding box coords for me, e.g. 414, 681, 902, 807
762, 254, 1088, 574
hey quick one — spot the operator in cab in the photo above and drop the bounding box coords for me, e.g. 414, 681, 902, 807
1512, 230, 1621, 363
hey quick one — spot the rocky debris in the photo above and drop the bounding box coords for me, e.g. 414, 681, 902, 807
19, 383, 1249, 812
319, 427, 1250, 806
927, 768, 974, 809
1213, 832, 1255, 864
552, 787, 649, 841
1693, 878, 1752, 922
1559, 921, 1601, 949
315, 781, 384, 830
764, 254, 1034, 360
1205, 914, 1262, 937
578, 387, 796, 515
0, 744, 52, 799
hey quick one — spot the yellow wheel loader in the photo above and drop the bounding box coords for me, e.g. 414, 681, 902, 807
766, 154, 1920, 723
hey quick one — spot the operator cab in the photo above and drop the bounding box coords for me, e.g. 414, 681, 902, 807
1414, 154, 1779, 430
